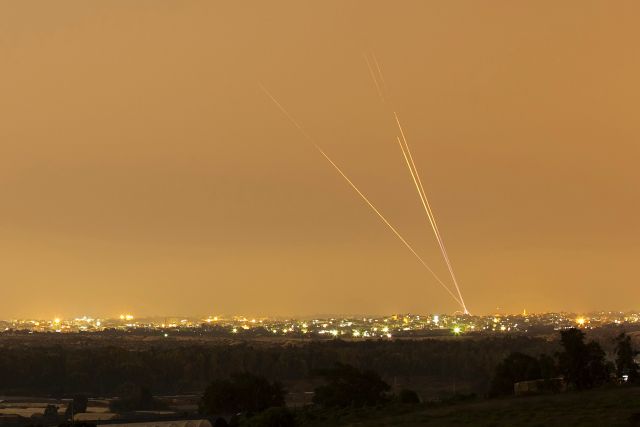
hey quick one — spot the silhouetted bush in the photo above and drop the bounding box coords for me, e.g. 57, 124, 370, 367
109, 384, 167, 413
398, 389, 420, 404
200, 373, 285, 415
242, 407, 295, 427
58, 423, 96, 427
488, 352, 544, 397
440, 392, 477, 404
43, 405, 58, 418
65, 395, 88, 419
312, 363, 390, 408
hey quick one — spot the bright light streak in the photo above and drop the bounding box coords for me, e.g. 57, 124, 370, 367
370, 51, 386, 87
394, 114, 469, 315
361, 50, 470, 314
260, 85, 465, 310
363, 53, 384, 102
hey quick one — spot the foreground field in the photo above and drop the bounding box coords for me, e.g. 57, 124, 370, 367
298, 386, 640, 427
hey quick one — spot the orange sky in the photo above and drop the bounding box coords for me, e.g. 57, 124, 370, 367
1, 1, 639, 318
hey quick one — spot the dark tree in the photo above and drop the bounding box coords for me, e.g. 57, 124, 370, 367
312, 363, 390, 408
488, 352, 543, 397
65, 395, 88, 419
200, 373, 285, 415
0, 335, 557, 397
538, 354, 557, 379
398, 389, 420, 404
243, 407, 296, 427
109, 384, 166, 413
615, 332, 640, 384
557, 328, 609, 389
43, 404, 58, 418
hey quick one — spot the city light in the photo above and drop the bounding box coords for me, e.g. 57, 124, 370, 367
1, 311, 637, 338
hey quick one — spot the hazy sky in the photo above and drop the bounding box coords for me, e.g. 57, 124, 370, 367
1, 1, 639, 318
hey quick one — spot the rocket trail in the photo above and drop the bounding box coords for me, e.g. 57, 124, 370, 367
260, 85, 465, 309
394, 134, 453, 298
362, 51, 470, 314
370, 51, 386, 86
363, 53, 385, 102
395, 121, 469, 315
313, 147, 463, 307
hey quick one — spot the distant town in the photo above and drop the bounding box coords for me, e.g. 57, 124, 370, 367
3, 311, 640, 338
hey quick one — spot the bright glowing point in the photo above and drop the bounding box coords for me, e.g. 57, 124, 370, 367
453, 326, 461, 335
53, 318, 61, 324
577, 317, 586, 326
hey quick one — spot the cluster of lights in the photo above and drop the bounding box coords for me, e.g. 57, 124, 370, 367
1, 311, 639, 337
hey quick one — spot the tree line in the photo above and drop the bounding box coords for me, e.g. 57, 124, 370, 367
0, 336, 555, 396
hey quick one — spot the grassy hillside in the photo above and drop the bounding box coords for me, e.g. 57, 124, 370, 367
297, 386, 640, 427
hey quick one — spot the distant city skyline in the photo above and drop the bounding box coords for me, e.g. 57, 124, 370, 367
4, 311, 640, 339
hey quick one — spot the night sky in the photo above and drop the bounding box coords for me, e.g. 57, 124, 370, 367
1, 1, 639, 318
